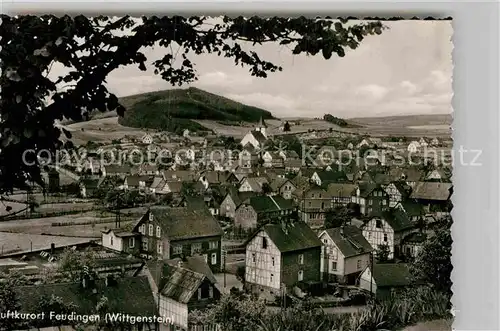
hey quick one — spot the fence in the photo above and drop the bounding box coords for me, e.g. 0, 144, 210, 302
188, 323, 222, 331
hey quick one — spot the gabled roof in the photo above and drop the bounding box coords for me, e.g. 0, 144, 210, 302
327, 183, 358, 198
126, 175, 154, 187
165, 181, 183, 193
371, 263, 412, 288
397, 200, 424, 217
389, 181, 412, 197
269, 178, 292, 191
402, 232, 427, 244
314, 170, 348, 184
165, 255, 217, 284
240, 176, 268, 192
104, 165, 132, 174
145, 206, 223, 241
244, 195, 295, 213
410, 182, 453, 201
252, 222, 322, 253
380, 209, 415, 232
15, 276, 156, 316
357, 182, 382, 198
250, 130, 268, 144
148, 261, 207, 304
323, 226, 373, 258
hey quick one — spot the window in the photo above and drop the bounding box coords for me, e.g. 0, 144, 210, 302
110, 236, 113, 246
139, 224, 145, 234
173, 245, 182, 255
148, 224, 153, 236
209, 286, 214, 298
383, 234, 388, 242
323, 239, 328, 244
271, 257, 275, 266
321, 202, 325, 209
211, 253, 217, 265
129, 237, 135, 248
197, 288, 202, 300
382, 200, 387, 206
331, 261, 337, 271
298, 254, 304, 265
142, 238, 148, 251
191, 243, 202, 255
262, 237, 268, 249
156, 226, 161, 238
367, 232, 371, 239
308, 202, 312, 207
357, 260, 361, 269
311, 193, 315, 198
209, 241, 219, 250
298, 270, 304, 281
375, 220, 382, 228
319, 194, 322, 198
157, 242, 163, 254
149, 212, 153, 221
252, 253, 256, 263
270, 274, 274, 282
368, 207, 372, 214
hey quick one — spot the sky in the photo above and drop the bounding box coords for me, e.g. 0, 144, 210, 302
61, 19, 454, 119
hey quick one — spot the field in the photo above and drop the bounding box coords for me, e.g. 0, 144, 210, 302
0, 232, 95, 255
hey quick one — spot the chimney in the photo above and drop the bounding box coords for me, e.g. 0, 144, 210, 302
50, 243, 55, 255
339, 226, 344, 237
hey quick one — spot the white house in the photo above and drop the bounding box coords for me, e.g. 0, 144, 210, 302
244, 222, 322, 295
361, 209, 417, 260
183, 129, 190, 138
407, 141, 420, 153
358, 263, 412, 299
319, 226, 373, 284
238, 176, 268, 193
142, 133, 153, 145
240, 117, 268, 149
101, 229, 139, 254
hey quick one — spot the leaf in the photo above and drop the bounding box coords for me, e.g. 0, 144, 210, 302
322, 45, 333, 60
138, 62, 147, 71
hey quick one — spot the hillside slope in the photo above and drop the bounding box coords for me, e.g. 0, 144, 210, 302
117, 87, 275, 134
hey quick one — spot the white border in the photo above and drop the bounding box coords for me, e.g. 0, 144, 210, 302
2, 1, 499, 330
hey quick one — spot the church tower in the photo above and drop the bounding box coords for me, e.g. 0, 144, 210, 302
255, 116, 268, 138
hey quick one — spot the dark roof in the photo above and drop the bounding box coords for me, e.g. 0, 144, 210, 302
80, 177, 102, 189
357, 182, 381, 198
148, 261, 206, 304
315, 170, 348, 184
390, 181, 412, 197
398, 200, 424, 217
104, 165, 132, 174
257, 222, 322, 253
126, 175, 154, 187
381, 209, 415, 232
165, 255, 217, 284
372, 263, 412, 288
245, 195, 295, 213
269, 178, 291, 191
15, 276, 156, 316
324, 226, 373, 257
147, 206, 223, 240
327, 183, 358, 198
402, 232, 427, 244
410, 182, 453, 201
251, 130, 268, 144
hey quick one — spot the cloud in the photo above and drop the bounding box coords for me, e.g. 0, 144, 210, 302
355, 84, 389, 100
196, 71, 254, 89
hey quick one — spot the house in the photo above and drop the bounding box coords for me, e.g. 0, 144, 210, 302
401, 232, 427, 259
430, 137, 440, 146
101, 228, 141, 255
295, 186, 332, 228
419, 137, 428, 147
238, 176, 269, 193
269, 177, 296, 199
79, 177, 102, 198
262, 151, 285, 168
361, 209, 417, 259
395, 200, 425, 222
133, 205, 224, 272
328, 183, 358, 206
124, 175, 154, 191
279, 150, 300, 161
199, 171, 230, 189
162, 170, 197, 182
149, 176, 169, 194
284, 159, 303, 173
244, 222, 322, 295
146, 257, 220, 331
161, 181, 184, 195
14, 275, 157, 331
388, 167, 424, 187
240, 117, 269, 149
102, 165, 132, 177
407, 141, 420, 153
410, 182, 453, 214
138, 164, 160, 176
351, 183, 389, 216
219, 188, 257, 219
424, 169, 451, 182
142, 133, 154, 144
314, 146, 336, 167
357, 138, 382, 149
385, 181, 412, 207
319, 226, 373, 284
358, 263, 413, 299
310, 170, 348, 187
234, 195, 296, 231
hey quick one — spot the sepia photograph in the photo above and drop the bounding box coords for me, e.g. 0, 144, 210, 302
0, 14, 453, 331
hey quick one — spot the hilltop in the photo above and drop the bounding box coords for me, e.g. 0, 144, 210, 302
116, 87, 275, 134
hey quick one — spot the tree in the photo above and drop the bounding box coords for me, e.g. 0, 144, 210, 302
0, 273, 23, 330
324, 206, 352, 228
410, 215, 453, 295
181, 181, 198, 197
34, 295, 79, 328
0, 15, 384, 194
376, 243, 391, 263
57, 248, 98, 282
283, 121, 291, 132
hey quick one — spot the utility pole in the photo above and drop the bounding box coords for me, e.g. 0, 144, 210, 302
370, 251, 374, 299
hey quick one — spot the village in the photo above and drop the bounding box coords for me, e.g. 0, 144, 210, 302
0, 116, 453, 331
